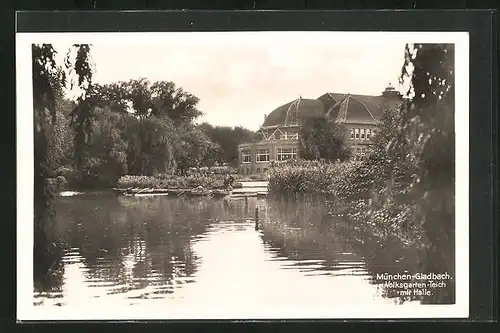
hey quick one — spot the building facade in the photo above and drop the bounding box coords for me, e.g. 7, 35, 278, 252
237, 85, 401, 174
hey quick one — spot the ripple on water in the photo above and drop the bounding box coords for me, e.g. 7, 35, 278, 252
32, 194, 426, 312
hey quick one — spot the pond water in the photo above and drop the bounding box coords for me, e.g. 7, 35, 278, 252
33, 184, 440, 318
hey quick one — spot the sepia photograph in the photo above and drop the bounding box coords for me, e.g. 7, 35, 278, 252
17, 31, 469, 320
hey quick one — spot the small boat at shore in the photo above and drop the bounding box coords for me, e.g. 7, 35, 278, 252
117, 188, 169, 196
210, 189, 231, 197
229, 193, 258, 199
113, 187, 133, 194
130, 192, 169, 197
114, 187, 256, 199
183, 189, 211, 197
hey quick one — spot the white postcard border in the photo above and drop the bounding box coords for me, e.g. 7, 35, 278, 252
16, 31, 469, 320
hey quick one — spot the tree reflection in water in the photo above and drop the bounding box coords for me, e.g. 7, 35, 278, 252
260, 196, 454, 304
36, 192, 233, 301
34, 192, 454, 305
33, 236, 65, 305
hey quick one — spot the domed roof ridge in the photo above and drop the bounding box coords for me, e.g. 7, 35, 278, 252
325, 97, 344, 119
335, 94, 350, 123
349, 94, 377, 122
284, 96, 301, 125
262, 92, 386, 128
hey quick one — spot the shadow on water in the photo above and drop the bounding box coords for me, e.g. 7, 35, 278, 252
33, 191, 263, 305
259, 196, 454, 304
33, 237, 65, 305
34, 191, 453, 306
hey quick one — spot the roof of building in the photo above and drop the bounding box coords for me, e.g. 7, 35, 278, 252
261, 86, 401, 128
262, 98, 326, 128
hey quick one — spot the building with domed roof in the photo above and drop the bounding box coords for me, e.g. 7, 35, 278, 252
237, 84, 401, 174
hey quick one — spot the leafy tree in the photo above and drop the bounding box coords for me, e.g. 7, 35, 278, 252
341, 105, 416, 203
67, 44, 95, 183
174, 125, 221, 174
198, 123, 258, 166
81, 79, 255, 176
125, 115, 178, 176
371, 106, 404, 150
200, 141, 224, 168
47, 107, 74, 173
345, 43, 455, 303
125, 78, 154, 119
40, 67, 75, 174
81, 109, 129, 187
92, 79, 205, 176
33, 44, 63, 253
150, 81, 202, 124
93, 82, 131, 114
298, 117, 351, 161
398, 43, 455, 303
336, 44, 454, 304
32, 43, 93, 291
95, 79, 203, 122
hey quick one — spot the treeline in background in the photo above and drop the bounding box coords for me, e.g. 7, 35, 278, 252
35, 45, 259, 190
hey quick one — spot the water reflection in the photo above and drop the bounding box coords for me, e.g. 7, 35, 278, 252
261, 198, 428, 303
34, 191, 452, 309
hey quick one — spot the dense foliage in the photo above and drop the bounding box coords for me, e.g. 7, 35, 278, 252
399, 43, 455, 303
117, 174, 226, 190
298, 117, 351, 161
198, 123, 259, 166
41, 76, 258, 188
81, 109, 129, 187
33, 43, 94, 291
268, 160, 360, 198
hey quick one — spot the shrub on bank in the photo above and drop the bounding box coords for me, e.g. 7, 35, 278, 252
267, 159, 421, 244
267, 160, 361, 197
117, 174, 226, 190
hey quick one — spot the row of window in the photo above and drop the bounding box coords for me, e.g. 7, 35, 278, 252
350, 128, 375, 140
277, 148, 297, 161
241, 148, 298, 163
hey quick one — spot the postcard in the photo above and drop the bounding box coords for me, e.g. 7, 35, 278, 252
17, 30, 469, 320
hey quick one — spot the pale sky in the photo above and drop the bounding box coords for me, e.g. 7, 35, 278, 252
53, 32, 408, 131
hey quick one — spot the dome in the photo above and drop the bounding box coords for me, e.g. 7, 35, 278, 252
261, 91, 401, 128
327, 94, 384, 124
261, 97, 326, 127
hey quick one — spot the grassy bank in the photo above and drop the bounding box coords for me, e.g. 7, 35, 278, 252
267, 159, 454, 303
268, 160, 361, 197
56, 165, 266, 191
267, 160, 423, 245
116, 174, 243, 190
